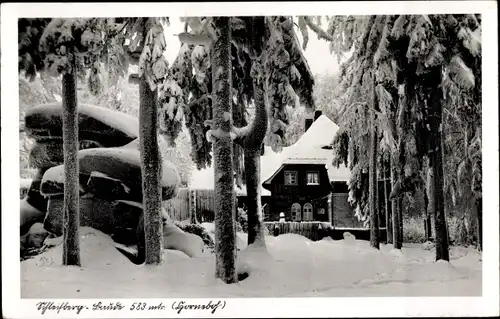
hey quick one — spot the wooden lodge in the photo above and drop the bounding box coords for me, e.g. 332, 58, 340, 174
188, 110, 371, 229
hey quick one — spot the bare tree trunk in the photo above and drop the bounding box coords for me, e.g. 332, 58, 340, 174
245, 147, 266, 246
189, 189, 198, 224
62, 58, 81, 266
369, 73, 379, 249
398, 196, 404, 244
391, 158, 402, 249
427, 68, 449, 262
425, 164, 434, 241
476, 196, 482, 251
212, 17, 237, 283
139, 72, 163, 265
384, 163, 392, 244
243, 17, 268, 247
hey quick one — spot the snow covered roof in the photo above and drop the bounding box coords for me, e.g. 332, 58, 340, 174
263, 115, 350, 185
189, 115, 350, 195
189, 146, 288, 196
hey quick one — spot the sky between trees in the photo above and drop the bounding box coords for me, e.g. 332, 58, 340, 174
162, 18, 341, 76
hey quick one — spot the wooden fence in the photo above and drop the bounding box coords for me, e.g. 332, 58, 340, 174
264, 221, 387, 242
163, 188, 222, 223
264, 221, 332, 241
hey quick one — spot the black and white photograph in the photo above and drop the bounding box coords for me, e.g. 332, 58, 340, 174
1, 1, 499, 318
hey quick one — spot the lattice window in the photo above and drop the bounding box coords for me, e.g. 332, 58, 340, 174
303, 203, 313, 221
291, 203, 301, 221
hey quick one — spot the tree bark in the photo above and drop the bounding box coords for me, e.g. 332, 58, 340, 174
424, 164, 434, 241
212, 17, 237, 284
61, 57, 81, 266
369, 73, 380, 249
245, 147, 266, 246
384, 159, 392, 244
391, 158, 402, 249
427, 68, 449, 262
476, 196, 482, 251
241, 17, 268, 248
189, 189, 198, 224
139, 73, 163, 265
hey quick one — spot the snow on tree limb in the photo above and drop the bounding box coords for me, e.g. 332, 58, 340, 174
303, 16, 335, 42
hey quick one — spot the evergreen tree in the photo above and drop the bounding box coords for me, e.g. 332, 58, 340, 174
20, 18, 108, 266
172, 16, 315, 251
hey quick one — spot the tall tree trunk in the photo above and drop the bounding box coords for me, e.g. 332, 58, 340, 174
369, 73, 379, 249
212, 17, 237, 283
189, 189, 198, 224
425, 164, 434, 241
61, 58, 80, 266
476, 196, 482, 251
427, 68, 449, 262
391, 158, 402, 249
245, 147, 266, 246
398, 196, 404, 244
139, 74, 163, 265
384, 159, 392, 244
243, 17, 268, 247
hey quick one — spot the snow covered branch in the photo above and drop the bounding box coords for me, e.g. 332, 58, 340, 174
176, 32, 213, 46
203, 119, 250, 145
303, 16, 335, 42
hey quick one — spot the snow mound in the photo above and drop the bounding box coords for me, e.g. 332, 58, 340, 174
422, 241, 435, 250
164, 224, 204, 258
22, 227, 134, 270
343, 231, 356, 241
388, 248, 405, 258
20, 178, 33, 189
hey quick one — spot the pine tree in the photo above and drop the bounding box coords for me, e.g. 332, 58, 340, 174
210, 17, 237, 283
120, 18, 171, 265
368, 71, 380, 249
35, 18, 107, 266
172, 16, 315, 252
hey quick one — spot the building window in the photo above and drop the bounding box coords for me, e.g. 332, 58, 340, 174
307, 171, 319, 185
303, 203, 313, 221
291, 203, 301, 221
284, 170, 298, 185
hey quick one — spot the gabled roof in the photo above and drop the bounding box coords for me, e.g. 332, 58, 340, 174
263, 115, 350, 185
189, 146, 288, 196
188, 115, 350, 195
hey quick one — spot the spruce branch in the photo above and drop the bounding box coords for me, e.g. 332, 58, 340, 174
303, 16, 335, 42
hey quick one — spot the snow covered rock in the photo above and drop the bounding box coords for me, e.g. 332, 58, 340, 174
77, 141, 180, 202
44, 194, 142, 243
24, 103, 139, 147
86, 171, 134, 201
40, 165, 90, 196
164, 224, 205, 258
343, 232, 356, 241
29, 140, 103, 169
24, 169, 49, 216
20, 178, 32, 199
25, 223, 51, 249
422, 241, 435, 251
20, 197, 46, 236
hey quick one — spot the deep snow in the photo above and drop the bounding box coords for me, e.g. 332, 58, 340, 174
21, 226, 481, 298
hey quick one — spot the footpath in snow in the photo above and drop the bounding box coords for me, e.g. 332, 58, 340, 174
21, 226, 482, 298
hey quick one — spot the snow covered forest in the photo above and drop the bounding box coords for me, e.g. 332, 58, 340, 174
17, 15, 485, 299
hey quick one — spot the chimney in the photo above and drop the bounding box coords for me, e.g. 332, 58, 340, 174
305, 118, 314, 132
314, 110, 323, 121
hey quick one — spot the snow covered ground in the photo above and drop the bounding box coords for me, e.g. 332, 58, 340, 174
21, 226, 482, 298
